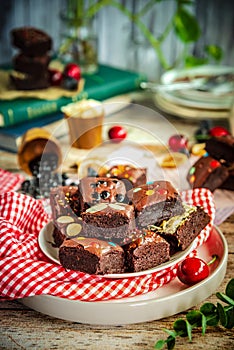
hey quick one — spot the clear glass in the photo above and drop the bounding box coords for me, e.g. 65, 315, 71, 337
59, 19, 98, 74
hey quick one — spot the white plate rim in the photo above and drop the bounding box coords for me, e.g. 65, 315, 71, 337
22, 226, 228, 325
159, 65, 234, 110
38, 221, 197, 279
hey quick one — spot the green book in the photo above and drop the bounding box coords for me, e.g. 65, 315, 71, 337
0, 65, 146, 127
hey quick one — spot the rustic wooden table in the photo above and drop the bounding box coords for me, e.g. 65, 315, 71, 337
0, 103, 233, 349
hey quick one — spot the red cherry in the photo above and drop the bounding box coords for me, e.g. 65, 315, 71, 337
168, 134, 188, 152
48, 69, 63, 86
209, 126, 230, 137
108, 125, 127, 142
63, 63, 81, 81
177, 257, 209, 285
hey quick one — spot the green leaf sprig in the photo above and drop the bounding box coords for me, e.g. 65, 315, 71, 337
155, 278, 234, 350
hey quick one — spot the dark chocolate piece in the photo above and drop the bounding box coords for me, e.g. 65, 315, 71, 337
127, 180, 184, 228
59, 237, 125, 274
13, 53, 50, 76
79, 177, 128, 211
82, 202, 135, 239
11, 27, 52, 56
205, 135, 234, 165
101, 164, 147, 190
151, 204, 210, 254
10, 71, 50, 90
187, 154, 229, 192
123, 229, 170, 272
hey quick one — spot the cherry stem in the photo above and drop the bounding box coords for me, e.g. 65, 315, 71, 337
207, 255, 218, 266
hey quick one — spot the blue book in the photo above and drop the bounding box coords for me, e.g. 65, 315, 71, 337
0, 112, 65, 153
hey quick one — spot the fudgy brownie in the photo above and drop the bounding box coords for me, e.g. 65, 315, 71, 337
50, 186, 81, 219
219, 169, 234, 191
52, 216, 84, 247
123, 229, 170, 272
10, 71, 50, 90
11, 27, 52, 56
205, 135, 234, 165
59, 237, 125, 274
82, 202, 135, 239
13, 53, 50, 76
100, 164, 147, 190
187, 154, 229, 192
127, 180, 184, 228
79, 177, 128, 211
50, 186, 82, 246
151, 204, 210, 254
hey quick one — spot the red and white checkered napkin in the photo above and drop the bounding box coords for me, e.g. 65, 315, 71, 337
0, 168, 25, 193
0, 188, 215, 302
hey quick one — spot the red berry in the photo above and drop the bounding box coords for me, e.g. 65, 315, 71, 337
177, 257, 209, 285
209, 126, 230, 137
49, 69, 63, 86
108, 125, 127, 142
168, 134, 188, 152
63, 63, 81, 81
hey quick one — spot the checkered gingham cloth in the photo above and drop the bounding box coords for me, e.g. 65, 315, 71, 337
0, 184, 215, 302
0, 168, 25, 193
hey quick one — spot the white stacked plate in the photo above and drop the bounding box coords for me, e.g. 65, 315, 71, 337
154, 65, 234, 119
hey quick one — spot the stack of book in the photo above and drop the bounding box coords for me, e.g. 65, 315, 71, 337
0, 64, 146, 152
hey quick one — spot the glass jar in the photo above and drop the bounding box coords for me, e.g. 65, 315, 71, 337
59, 18, 98, 74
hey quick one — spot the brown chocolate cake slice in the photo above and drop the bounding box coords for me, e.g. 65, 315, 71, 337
59, 237, 125, 275
151, 204, 211, 255
101, 164, 147, 190
187, 154, 229, 192
50, 186, 82, 247
13, 53, 50, 76
11, 27, 52, 56
79, 176, 128, 211
82, 202, 135, 239
122, 230, 170, 272
205, 135, 234, 165
127, 180, 184, 228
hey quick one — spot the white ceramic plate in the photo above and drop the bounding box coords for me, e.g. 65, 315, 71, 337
158, 65, 234, 110
38, 221, 197, 279
22, 226, 228, 325
154, 93, 230, 120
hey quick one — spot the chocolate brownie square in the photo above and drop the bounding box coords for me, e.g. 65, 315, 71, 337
187, 154, 229, 192
205, 135, 234, 165
50, 186, 82, 246
152, 204, 211, 254
127, 180, 184, 228
11, 27, 52, 56
59, 237, 125, 274
52, 216, 84, 247
13, 53, 50, 76
79, 177, 128, 211
50, 186, 81, 219
101, 164, 147, 190
10, 71, 50, 90
123, 229, 170, 272
82, 202, 135, 240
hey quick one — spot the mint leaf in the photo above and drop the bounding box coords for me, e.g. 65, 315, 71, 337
154, 339, 165, 349
173, 319, 188, 337
225, 307, 234, 329
186, 310, 203, 327
166, 335, 176, 350
217, 302, 228, 327
205, 45, 223, 61
200, 302, 219, 326
226, 278, 234, 299
216, 292, 234, 307
185, 55, 208, 67
173, 8, 200, 43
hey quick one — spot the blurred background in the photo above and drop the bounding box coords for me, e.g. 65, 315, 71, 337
0, 0, 233, 81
